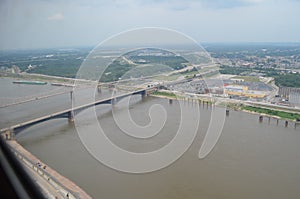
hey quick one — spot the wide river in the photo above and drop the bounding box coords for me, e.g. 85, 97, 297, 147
1, 77, 300, 199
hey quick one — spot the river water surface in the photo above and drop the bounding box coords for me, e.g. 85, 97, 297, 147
1, 77, 300, 199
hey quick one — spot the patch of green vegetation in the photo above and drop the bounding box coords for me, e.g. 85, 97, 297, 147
180, 67, 199, 79
100, 51, 189, 82
179, 67, 197, 74
220, 65, 300, 87
154, 67, 200, 81
100, 60, 133, 82
151, 91, 176, 98
235, 76, 260, 82
220, 65, 280, 76
123, 64, 172, 79
222, 102, 242, 109
1, 72, 74, 83
130, 55, 187, 70
198, 66, 219, 72
274, 73, 300, 87
219, 65, 251, 75
30, 62, 80, 78
153, 74, 181, 81
202, 70, 219, 78
242, 106, 300, 121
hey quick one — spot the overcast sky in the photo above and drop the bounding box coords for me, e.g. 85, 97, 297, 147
1, 0, 300, 50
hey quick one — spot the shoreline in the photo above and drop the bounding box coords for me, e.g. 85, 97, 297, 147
0, 72, 97, 85
150, 92, 300, 123
2, 72, 299, 122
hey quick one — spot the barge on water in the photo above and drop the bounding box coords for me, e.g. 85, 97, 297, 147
13, 80, 47, 85
51, 82, 75, 87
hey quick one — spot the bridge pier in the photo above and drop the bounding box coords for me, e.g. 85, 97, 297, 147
111, 98, 117, 105
226, 109, 230, 117
141, 90, 147, 99
97, 85, 102, 93
68, 110, 74, 123
70, 91, 73, 102
285, 121, 288, 127
259, 115, 263, 123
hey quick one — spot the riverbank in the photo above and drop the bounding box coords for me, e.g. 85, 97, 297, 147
241, 105, 300, 121
150, 90, 300, 122
4, 138, 92, 199
151, 91, 177, 98
0, 71, 96, 85
150, 90, 213, 104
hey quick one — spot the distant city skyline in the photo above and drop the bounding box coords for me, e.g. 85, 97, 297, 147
1, 0, 300, 50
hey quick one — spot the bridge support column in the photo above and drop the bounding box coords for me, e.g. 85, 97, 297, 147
285, 121, 288, 127
68, 110, 74, 123
97, 86, 102, 93
70, 91, 74, 102
141, 90, 147, 99
111, 98, 116, 106
226, 109, 229, 117
259, 115, 263, 123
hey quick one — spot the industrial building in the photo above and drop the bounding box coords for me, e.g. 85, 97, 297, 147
278, 87, 300, 104
289, 89, 300, 108
225, 85, 266, 98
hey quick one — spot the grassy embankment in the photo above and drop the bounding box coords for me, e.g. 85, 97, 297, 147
234, 76, 260, 82
1, 72, 75, 83
153, 74, 182, 81
242, 106, 300, 121
151, 91, 177, 98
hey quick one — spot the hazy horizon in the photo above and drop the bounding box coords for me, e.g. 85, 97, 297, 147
1, 0, 300, 50
1, 41, 300, 52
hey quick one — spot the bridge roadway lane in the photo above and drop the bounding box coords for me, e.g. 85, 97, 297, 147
0, 87, 125, 129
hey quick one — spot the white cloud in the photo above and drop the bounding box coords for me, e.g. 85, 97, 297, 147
47, 13, 64, 21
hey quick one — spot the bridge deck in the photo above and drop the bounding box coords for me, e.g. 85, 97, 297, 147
0, 88, 155, 134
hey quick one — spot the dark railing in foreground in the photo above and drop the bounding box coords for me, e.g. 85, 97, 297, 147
0, 136, 46, 199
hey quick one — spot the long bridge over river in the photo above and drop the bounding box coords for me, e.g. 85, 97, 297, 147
1, 87, 156, 138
